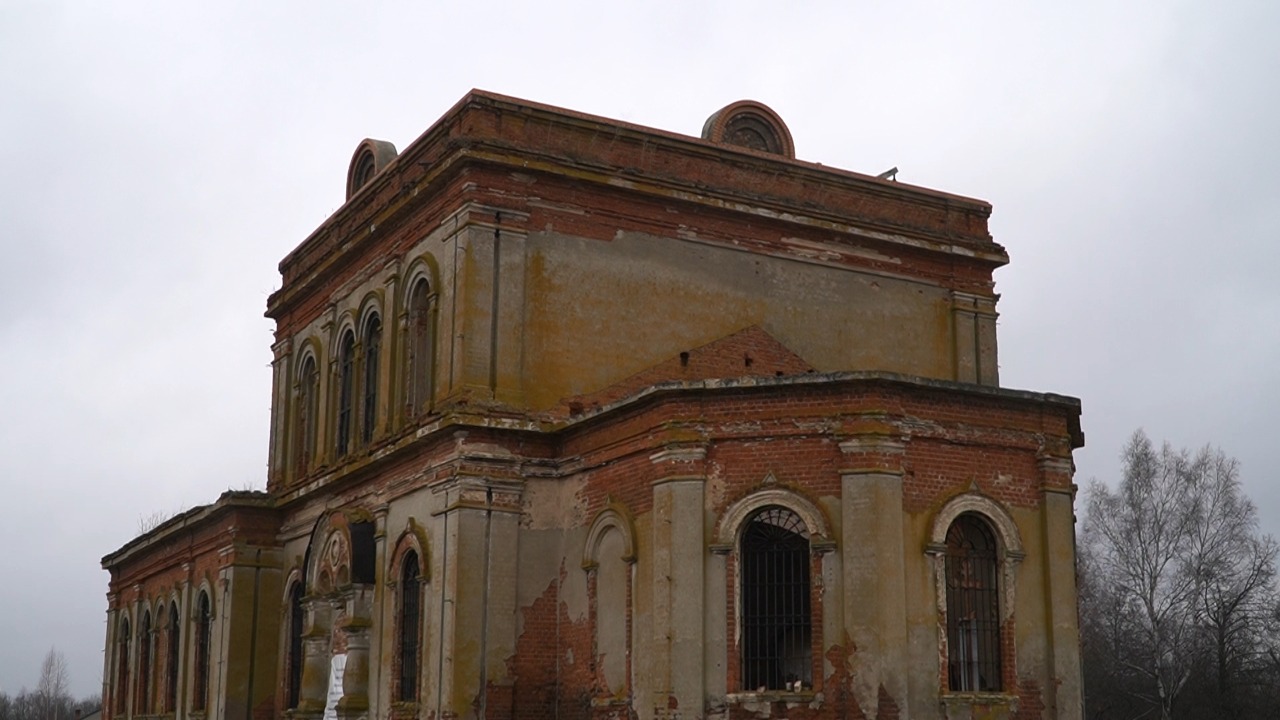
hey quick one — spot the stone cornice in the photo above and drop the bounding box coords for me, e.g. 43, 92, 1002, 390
266, 90, 1006, 320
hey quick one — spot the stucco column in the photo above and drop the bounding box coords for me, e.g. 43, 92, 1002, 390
433, 472, 524, 720
839, 432, 909, 719
337, 585, 375, 720
950, 292, 1000, 387
1040, 457, 1082, 720
294, 598, 333, 719
649, 444, 706, 719
269, 338, 292, 486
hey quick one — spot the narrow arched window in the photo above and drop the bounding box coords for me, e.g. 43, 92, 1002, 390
193, 592, 212, 711
296, 355, 319, 474
352, 151, 377, 191
361, 315, 382, 445
167, 603, 180, 712
287, 582, 305, 710
945, 514, 1002, 692
741, 506, 811, 691
138, 610, 152, 713
336, 331, 356, 456
398, 550, 422, 702
116, 617, 131, 714
406, 279, 433, 417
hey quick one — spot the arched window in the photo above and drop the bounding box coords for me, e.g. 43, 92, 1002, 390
138, 610, 152, 714
336, 330, 356, 456
741, 506, 811, 691
167, 602, 180, 712
361, 315, 381, 445
945, 514, 1001, 692
295, 354, 319, 474
406, 279, 433, 417
352, 151, 377, 192
287, 582, 305, 710
193, 592, 212, 711
116, 617, 130, 714
398, 550, 422, 702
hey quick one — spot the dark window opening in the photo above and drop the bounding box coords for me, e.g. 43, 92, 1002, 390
116, 618, 130, 714
194, 592, 211, 711
398, 550, 422, 702
945, 514, 1002, 692
138, 611, 152, 714
406, 280, 432, 418
741, 506, 812, 691
337, 331, 356, 456
296, 355, 318, 474
350, 521, 377, 584
353, 152, 377, 191
361, 315, 381, 445
167, 603, 180, 713
287, 583, 304, 710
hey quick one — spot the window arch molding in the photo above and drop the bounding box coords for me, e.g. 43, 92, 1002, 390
926, 492, 1025, 694
712, 486, 834, 553
401, 258, 440, 420
388, 518, 430, 583
355, 293, 384, 340
292, 340, 323, 474
582, 504, 637, 570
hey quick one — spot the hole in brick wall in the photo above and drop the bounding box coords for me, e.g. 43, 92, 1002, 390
776, 371, 784, 377
744, 354, 753, 368
680, 352, 689, 367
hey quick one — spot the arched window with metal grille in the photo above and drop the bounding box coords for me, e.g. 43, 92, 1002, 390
193, 592, 212, 711
295, 354, 319, 474
945, 514, 1002, 692
166, 603, 180, 712
398, 550, 422, 702
740, 506, 811, 691
137, 610, 152, 714
405, 279, 433, 418
336, 330, 356, 456
361, 315, 381, 445
116, 616, 130, 715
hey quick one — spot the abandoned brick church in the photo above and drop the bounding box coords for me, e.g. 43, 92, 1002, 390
102, 91, 1085, 720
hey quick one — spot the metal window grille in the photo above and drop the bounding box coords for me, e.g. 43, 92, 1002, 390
337, 332, 355, 456
117, 618, 130, 714
138, 612, 152, 714
945, 515, 1002, 692
167, 604, 180, 712
407, 281, 431, 417
741, 507, 812, 691
297, 356, 318, 473
399, 551, 422, 702
194, 593, 211, 711
362, 317, 381, 445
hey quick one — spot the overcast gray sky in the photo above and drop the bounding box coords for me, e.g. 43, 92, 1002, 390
2, 0, 1277, 699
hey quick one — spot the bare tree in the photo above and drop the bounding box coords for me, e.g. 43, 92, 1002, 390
1082, 430, 1280, 720
34, 649, 70, 720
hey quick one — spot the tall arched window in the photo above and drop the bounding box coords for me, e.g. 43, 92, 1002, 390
336, 330, 356, 456
945, 514, 1002, 692
361, 315, 382, 445
295, 354, 319, 474
116, 617, 131, 714
741, 506, 811, 691
193, 592, 212, 712
406, 279, 433, 417
398, 550, 422, 702
287, 582, 305, 710
167, 602, 180, 712
138, 610, 152, 713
